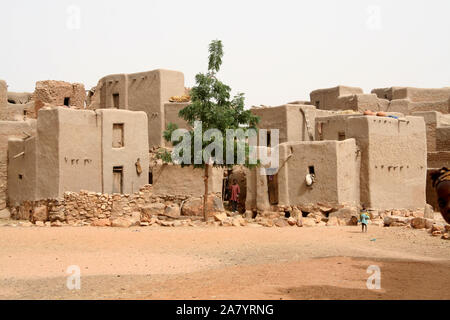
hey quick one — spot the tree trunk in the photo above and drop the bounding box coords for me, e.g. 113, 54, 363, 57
203, 164, 209, 222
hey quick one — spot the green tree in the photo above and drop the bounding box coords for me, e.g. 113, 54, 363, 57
160, 39, 260, 221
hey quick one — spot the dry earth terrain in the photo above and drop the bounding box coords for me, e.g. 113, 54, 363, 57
0, 221, 449, 300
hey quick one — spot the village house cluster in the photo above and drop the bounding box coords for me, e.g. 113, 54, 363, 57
0, 71, 449, 232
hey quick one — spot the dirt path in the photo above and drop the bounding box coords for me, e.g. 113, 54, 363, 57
0, 224, 449, 299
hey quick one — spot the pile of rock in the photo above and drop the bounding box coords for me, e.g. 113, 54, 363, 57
383, 213, 449, 240
9, 185, 224, 227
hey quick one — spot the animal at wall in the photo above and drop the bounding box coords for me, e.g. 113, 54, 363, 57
430, 167, 450, 224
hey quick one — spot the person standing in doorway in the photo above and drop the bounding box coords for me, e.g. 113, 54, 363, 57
229, 179, 240, 213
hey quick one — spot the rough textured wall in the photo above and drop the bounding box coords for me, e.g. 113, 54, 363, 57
7, 92, 32, 104
91, 69, 185, 148
151, 164, 223, 197
164, 102, 190, 131
245, 147, 271, 212
316, 115, 427, 209
412, 111, 441, 152
33, 80, 86, 114
0, 120, 36, 209
251, 105, 290, 143
392, 87, 450, 103
436, 126, 450, 151
277, 140, 359, 206
427, 151, 450, 169
55, 108, 102, 198
348, 116, 426, 210
99, 109, 149, 195
0, 80, 8, 109
7, 137, 37, 206
309, 86, 363, 110
0, 101, 36, 121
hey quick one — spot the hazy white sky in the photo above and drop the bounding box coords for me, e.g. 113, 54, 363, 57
1, 0, 449, 107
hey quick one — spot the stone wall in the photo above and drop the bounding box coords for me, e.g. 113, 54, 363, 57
33, 80, 86, 114
10, 185, 225, 226
0, 120, 36, 210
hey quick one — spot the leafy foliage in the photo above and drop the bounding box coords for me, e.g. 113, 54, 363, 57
160, 40, 260, 169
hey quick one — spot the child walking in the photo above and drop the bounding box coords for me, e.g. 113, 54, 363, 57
359, 207, 370, 233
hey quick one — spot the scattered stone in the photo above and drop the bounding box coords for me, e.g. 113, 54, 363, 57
111, 217, 133, 228
214, 212, 228, 222
51, 221, 63, 227
91, 218, 111, 227
410, 217, 427, 229
274, 218, 289, 227
431, 224, 445, 233
35, 221, 45, 227
163, 204, 180, 219
432, 230, 442, 237
287, 217, 297, 226
326, 216, 339, 226
302, 217, 316, 227
441, 233, 449, 240
32, 206, 48, 222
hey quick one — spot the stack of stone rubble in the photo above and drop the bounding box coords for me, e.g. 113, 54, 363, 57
9, 185, 225, 227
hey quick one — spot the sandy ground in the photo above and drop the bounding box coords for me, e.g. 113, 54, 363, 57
0, 222, 449, 300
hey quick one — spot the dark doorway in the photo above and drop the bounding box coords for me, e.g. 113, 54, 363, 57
113, 166, 123, 194
149, 171, 153, 185
267, 174, 278, 205
64, 97, 70, 106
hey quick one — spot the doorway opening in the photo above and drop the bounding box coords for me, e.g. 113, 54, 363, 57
113, 166, 123, 194
63, 97, 70, 106
267, 174, 278, 205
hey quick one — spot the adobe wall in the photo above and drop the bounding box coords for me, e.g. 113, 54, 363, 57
0, 80, 7, 109
389, 99, 449, 115
392, 87, 450, 103
316, 115, 427, 209
245, 147, 271, 212
251, 104, 334, 144
427, 151, 450, 169
99, 109, 149, 195
32, 80, 86, 114
7, 92, 32, 104
277, 139, 360, 206
151, 164, 223, 197
310, 86, 364, 111
412, 111, 443, 152
55, 108, 103, 198
436, 126, 450, 151
0, 101, 36, 121
90, 69, 185, 148
0, 120, 36, 209
371, 87, 403, 101
164, 102, 190, 131
7, 137, 37, 206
